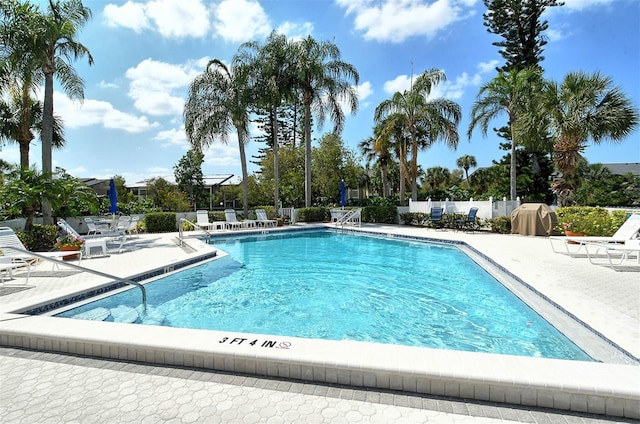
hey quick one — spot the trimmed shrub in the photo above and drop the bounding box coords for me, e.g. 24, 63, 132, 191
17, 224, 59, 251
399, 212, 429, 226
362, 206, 397, 224
486, 216, 511, 234
554, 206, 630, 236
298, 207, 330, 222
145, 212, 179, 233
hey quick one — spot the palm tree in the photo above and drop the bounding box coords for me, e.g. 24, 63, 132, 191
358, 120, 395, 198
425, 166, 450, 189
456, 154, 477, 186
235, 31, 296, 210
184, 60, 252, 216
38, 0, 93, 224
375, 69, 461, 202
468, 67, 543, 200
538, 71, 639, 206
291, 36, 359, 207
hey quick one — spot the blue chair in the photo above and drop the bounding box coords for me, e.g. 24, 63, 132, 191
456, 207, 479, 231
429, 207, 444, 228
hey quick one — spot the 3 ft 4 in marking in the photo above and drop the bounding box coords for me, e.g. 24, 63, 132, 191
218, 336, 291, 349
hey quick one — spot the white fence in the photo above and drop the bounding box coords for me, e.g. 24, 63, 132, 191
409, 197, 522, 220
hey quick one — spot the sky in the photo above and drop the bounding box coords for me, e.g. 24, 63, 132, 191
2, 0, 639, 187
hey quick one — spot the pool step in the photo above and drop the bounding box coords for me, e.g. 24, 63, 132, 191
73, 307, 110, 321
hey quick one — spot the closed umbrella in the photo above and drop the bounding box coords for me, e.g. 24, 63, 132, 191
108, 178, 118, 216
340, 179, 346, 208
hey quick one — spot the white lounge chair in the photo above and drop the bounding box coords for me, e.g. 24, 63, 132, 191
550, 214, 640, 254
0, 256, 31, 284
255, 209, 277, 228
224, 209, 256, 230
584, 240, 640, 266
0, 226, 82, 266
57, 219, 124, 256
196, 210, 216, 230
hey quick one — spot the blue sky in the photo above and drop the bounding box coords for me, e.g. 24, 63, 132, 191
3, 0, 639, 187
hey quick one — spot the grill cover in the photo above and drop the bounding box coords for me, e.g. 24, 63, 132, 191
511, 203, 557, 236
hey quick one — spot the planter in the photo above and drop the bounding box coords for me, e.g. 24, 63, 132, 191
564, 230, 584, 244
59, 245, 82, 260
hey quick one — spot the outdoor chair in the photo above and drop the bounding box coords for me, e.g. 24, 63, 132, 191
549, 214, 640, 254
224, 209, 256, 230
429, 207, 444, 229
255, 209, 278, 228
456, 207, 479, 231
584, 240, 640, 267
0, 256, 31, 284
0, 226, 82, 266
58, 219, 124, 256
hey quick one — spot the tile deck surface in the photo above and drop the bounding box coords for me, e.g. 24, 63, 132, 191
0, 223, 638, 423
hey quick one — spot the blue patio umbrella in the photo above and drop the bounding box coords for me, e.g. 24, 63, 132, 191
340, 179, 346, 208
108, 178, 118, 214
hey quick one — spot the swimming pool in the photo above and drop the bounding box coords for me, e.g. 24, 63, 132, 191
55, 230, 591, 361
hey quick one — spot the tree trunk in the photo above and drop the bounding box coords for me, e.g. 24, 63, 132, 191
237, 129, 249, 217
41, 68, 55, 225
410, 135, 418, 201
381, 162, 389, 197
509, 122, 517, 201
303, 99, 312, 207
272, 107, 280, 211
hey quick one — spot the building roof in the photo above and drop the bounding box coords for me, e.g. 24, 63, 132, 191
129, 174, 235, 188
602, 163, 640, 176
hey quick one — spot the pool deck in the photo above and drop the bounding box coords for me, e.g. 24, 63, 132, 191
0, 224, 638, 422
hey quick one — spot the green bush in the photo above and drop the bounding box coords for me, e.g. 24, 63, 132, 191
145, 212, 179, 233
362, 206, 397, 223
486, 216, 511, 234
554, 206, 630, 236
298, 207, 330, 222
17, 224, 59, 251
399, 212, 429, 226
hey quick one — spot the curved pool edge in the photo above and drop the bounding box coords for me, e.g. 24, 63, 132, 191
0, 315, 638, 419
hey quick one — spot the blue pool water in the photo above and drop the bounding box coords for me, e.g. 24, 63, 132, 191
56, 230, 592, 361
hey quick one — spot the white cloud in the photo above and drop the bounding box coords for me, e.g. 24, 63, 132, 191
54, 94, 159, 134
561, 0, 614, 11
146, 0, 210, 38
125, 58, 202, 116
546, 28, 566, 42
98, 80, 119, 89
204, 139, 240, 168
384, 75, 412, 94
357, 81, 374, 101
336, 0, 477, 43
213, 0, 271, 43
276, 21, 314, 40
104, 1, 150, 32
103, 0, 210, 38
383, 69, 482, 101
154, 127, 189, 148
477, 60, 499, 74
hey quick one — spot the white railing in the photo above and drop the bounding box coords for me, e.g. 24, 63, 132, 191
335, 208, 362, 227
409, 197, 521, 220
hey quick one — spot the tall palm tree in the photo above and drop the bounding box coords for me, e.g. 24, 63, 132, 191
456, 154, 477, 186
468, 67, 543, 200
358, 122, 394, 198
184, 60, 252, 216
425, 166, 450, 189
539, 71, 638, 206
291, 36, 359, 207
375, 69, 461, 202
38, 0, 93, 224
373, 112, 411, 202
235, 31, 296, 211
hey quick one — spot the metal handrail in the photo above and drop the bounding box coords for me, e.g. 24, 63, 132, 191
0, 246, 147, 313
336, 208, 362, 228
178, 218, 212, 246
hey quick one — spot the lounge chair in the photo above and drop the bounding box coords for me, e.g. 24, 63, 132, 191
196, 210, 216, 230
584, 240, 640, 267
0, 256, 31, 284
455, 207, 479, 231
255, 209, 278, 228
429, 207, 444, 229
0, 226, 82, 265
57, 219, 124, 256
550, 214, 640, 254
224, 209, 256, 230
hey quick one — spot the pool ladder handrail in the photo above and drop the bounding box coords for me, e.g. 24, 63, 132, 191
178, 218, 212, 245
335, 208, 362, 228
0, 245, 147, 313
